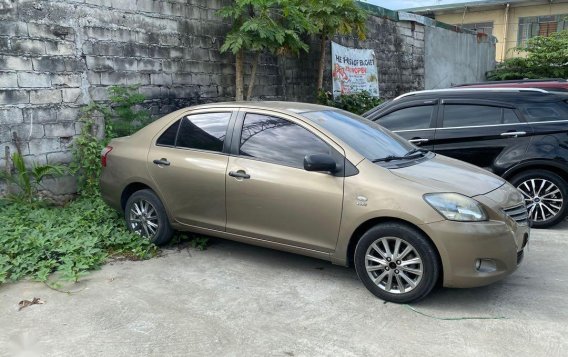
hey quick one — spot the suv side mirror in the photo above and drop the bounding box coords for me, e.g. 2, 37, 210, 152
304, 154, 337, 173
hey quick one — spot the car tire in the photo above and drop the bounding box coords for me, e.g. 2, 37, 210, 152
354, 223, 440, 304
125, 189, 174, 245
510, 170, 568, 228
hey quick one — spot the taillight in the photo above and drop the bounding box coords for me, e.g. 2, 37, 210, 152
101, 146, 113, 167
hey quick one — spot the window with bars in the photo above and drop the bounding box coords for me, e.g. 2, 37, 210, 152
460, 22, 494, 35
518, 14, 568, 45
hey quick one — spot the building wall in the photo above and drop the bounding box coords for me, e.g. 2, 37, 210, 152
0, 0, 495, 195
425, 26, 496, 89
435, 2, 568, 61
282, 18, 426, 102
0, 0, 263, 179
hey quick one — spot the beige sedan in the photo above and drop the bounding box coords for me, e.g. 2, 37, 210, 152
100, 102, 530, 303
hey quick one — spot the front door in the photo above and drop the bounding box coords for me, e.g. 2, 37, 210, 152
371, 100, 438, 150
147, 110, 234, 231
225, 111, 345, 252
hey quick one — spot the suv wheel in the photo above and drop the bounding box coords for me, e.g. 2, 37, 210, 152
354, 223, 440, 304
125, 189, 174, 245
511, 170, 568, 228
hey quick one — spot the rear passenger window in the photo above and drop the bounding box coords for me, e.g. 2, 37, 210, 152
443, 105, 514, 127
377, 106, 434, 131
176, 112, 231, 152
156, 120, 180, 146
519, 103, 568, 122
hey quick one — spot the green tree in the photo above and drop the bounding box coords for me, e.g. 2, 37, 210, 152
308, 0, 368, 90
217, 0, 312, 101
488, 30, 568, 80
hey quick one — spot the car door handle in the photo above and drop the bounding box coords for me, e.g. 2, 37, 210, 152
229, 171, 250, 179
500, 131, 526, 137
409, 138, 429, 144
153, 158, 170, 166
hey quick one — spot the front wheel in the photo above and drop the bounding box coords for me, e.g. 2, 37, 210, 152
354, 223, 440, 304
511, 170, 568, 228
125, 189, 174, 245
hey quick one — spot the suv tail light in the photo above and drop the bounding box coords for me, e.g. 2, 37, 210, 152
101, 146, 113, 167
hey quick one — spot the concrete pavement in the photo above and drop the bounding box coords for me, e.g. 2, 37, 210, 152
1, 223, 567, 357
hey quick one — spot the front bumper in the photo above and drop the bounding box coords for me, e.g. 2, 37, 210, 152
421, 219, 529, 288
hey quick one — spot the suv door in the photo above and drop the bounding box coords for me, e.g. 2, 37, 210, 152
433, 100, 533, 173
517, 99, 568, 157
147, 109, 236, 231
225, 110, 345, 252
369, 99, 438, 149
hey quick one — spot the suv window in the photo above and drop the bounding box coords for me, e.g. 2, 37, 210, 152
503, 109, 520, 124
240, 113, 331, 168
377, 105, 434, 131
176, 112, 231, 152
443, 105, 519, 127
519, 102, 568, 122
156, 119, 180, 146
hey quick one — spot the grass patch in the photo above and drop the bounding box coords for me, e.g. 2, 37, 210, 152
0, 195, 157, 284
170, 233, 210, 251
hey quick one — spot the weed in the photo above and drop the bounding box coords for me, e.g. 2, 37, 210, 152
0, 195, 156, 284
0, 153, 66, 204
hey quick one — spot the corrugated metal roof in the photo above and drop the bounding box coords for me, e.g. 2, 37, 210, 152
404, 0, 568, 13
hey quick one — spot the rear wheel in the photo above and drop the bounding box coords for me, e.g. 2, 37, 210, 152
125, 189, 173, 245
354, 223, 440, 304
511, 170, 568, 228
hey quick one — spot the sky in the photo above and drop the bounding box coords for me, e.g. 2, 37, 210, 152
365, 0, 479, 10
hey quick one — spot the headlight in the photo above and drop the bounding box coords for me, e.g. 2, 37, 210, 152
424, 193, 488, 222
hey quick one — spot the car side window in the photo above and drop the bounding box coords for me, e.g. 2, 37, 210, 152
239, 113, 331, 168
503, 109, 521, 124
519, 102, 568, 122
377, 106, 434, 131
443, 105, 514, 127
176, 112, 231, 152
156, 120, 180, 146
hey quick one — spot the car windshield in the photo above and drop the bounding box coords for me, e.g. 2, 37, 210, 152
302, 109, 415, 161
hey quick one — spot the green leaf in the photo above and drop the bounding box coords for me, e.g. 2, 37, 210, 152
0, 195, 157, 285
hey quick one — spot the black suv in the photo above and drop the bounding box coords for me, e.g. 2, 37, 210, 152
364, 88, 568, 228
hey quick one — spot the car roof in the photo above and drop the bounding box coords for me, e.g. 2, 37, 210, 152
454, 79, 568, 87
188, 101, 332, 114
393, 88, 566, 104
454, 81, 568, 92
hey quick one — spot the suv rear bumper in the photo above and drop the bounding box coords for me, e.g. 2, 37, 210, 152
421, 219, 529, 288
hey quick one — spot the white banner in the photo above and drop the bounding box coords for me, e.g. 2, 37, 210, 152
331, 42, 379, 98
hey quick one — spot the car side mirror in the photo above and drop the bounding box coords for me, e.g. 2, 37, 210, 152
304, 154, 337, 173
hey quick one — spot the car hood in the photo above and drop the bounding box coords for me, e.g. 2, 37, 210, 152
389, 155, 505, 197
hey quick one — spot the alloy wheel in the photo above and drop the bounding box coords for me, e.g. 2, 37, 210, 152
517, 178, 564, 224
129, 199, 159, 239
365, 237, 423, 294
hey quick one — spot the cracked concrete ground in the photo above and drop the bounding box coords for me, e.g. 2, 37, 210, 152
1, 223, 567, 357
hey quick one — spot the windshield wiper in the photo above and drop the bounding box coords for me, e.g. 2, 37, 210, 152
372, 149, 428, 163
405, 148, 429, 157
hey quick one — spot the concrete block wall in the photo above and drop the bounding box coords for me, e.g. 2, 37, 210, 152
0, 0, 262, 175
279, 15, 425, 102
0, 1, 494, 197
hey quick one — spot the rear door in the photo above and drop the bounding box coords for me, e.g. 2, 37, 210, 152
517, 99, 568, 160
370, 99, 438, 150
147, 109, 236, 231
432, 100, 533, 172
